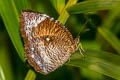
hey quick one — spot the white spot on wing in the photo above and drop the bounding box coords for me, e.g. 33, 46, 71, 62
46, 37, 50, 42
31, 47, 34, 51
37, 61, 40, 64
31, 54, 35, 58
43, 67, 47, 73
50, 17, 54, 21
55, 20, 58, 23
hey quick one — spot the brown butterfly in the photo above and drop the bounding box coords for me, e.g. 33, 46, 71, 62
20, 10, 82, 75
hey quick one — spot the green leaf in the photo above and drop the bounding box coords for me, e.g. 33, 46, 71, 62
101, 1, 120, 32
98, 27, 120, 54
82, 40, 101, 51
24, 69, 36, 80
57, 0, 78, 24
0, 66, 5, 80
65, 0, 78, 9
13, 0, 28, 13
66, 49, 120, 79
0, 49, 14, 80
50, 0, 65, 14
0, 32, 14, 80
68, 0, 119, 14
0, 0, 25, 62
58, 11, 69, 24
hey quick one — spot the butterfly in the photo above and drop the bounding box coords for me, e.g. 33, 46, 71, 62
20, 10, 81, 75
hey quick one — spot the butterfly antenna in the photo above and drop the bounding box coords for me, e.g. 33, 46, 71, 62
78, 19, 91, 35
77, 19, 91, 57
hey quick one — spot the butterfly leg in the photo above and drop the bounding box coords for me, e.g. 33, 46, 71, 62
74, 37, 85, 57
77, 42, 85, 57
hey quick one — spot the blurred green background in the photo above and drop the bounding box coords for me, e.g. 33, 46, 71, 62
1, 0, 120, 80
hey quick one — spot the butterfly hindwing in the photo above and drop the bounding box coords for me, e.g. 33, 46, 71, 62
20, 10, 79, 75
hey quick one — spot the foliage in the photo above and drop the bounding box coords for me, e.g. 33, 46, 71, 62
0, 0, 120, 80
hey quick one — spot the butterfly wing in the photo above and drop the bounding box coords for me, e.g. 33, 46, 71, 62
20, 10, 78, 74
